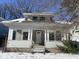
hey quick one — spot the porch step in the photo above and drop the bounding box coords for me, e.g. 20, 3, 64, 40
31, 45, 45, 53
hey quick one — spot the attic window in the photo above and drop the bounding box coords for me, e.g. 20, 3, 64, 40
39, 17, 45, 21
33, 16, 38, 21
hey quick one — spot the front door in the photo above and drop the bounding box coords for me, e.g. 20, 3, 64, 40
36, 31, 42, 44
33, 30, 44, 45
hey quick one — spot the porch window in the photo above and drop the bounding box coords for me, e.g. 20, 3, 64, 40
23, 32, 28, 40
49, 32, 54, 40
12, 31, 16, 40
56, 31, 61, 40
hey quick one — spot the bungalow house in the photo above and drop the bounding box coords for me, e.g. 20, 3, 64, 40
1, 13, 78, 52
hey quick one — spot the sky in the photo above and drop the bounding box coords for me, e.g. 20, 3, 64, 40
0, 0, 69, 20
0, 0, 63, 13
0, 0, 73, 36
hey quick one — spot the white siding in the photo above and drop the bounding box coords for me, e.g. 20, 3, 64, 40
7, 40, 32, 48
45, 41, 63, 48
7, 29, 33, 48
16, 30, 22, 40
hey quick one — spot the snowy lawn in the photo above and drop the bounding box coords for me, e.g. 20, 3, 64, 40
0, 52, 79, 59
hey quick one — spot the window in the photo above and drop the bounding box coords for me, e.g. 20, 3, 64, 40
12, 31, 16, 40
49, 32, 54, 40
56, 31, 61, 40
23, 32, 28, 40
33, 16, 38, 21
39, 17, 45, 21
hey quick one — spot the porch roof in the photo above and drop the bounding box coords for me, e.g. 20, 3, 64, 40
23, 13, 54, 16
1, 22, 73, 31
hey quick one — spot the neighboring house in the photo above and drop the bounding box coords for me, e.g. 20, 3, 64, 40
0, 13, 78, 52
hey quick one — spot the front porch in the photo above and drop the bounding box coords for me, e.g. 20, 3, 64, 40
6, 29, 66, 52
3, 22, 72, 52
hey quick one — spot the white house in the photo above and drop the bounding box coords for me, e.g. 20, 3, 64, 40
1, 13, 78, 52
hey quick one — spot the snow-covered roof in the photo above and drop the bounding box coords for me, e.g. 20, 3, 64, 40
0, 17, 5, 22
55, 21, 73, 24
2, 22, 73, 31
1, 18, 25, 23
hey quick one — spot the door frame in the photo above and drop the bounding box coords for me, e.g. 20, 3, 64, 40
32, 30, 45, 45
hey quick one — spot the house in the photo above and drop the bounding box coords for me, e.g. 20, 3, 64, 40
0, 13, 76, 52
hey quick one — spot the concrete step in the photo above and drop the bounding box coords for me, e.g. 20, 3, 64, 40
31, 45, 45, 53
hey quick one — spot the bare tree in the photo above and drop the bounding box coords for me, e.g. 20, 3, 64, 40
62, 0, 79, 17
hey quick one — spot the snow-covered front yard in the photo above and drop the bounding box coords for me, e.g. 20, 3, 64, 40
0, 52, 79, 59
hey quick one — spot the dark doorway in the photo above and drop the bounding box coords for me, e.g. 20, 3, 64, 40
33, 30, 44, 45
0, 35, 6, 50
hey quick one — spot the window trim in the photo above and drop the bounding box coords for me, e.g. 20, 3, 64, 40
47, 30, 61, 41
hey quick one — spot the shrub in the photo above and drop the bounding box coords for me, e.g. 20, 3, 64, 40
57, 40, 79, 54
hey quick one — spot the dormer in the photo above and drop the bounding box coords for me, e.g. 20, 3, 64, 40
23, 13, 54, 22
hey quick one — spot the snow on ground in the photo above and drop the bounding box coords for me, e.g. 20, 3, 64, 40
0, 52, 79, 59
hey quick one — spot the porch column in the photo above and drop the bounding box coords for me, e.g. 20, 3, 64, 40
28, 29, 32, 41
45, 30, 47, 42
8, 28, 13, 40
28, 30, 30, 40
30, 30, 33, 41
47, 30, 49, 41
